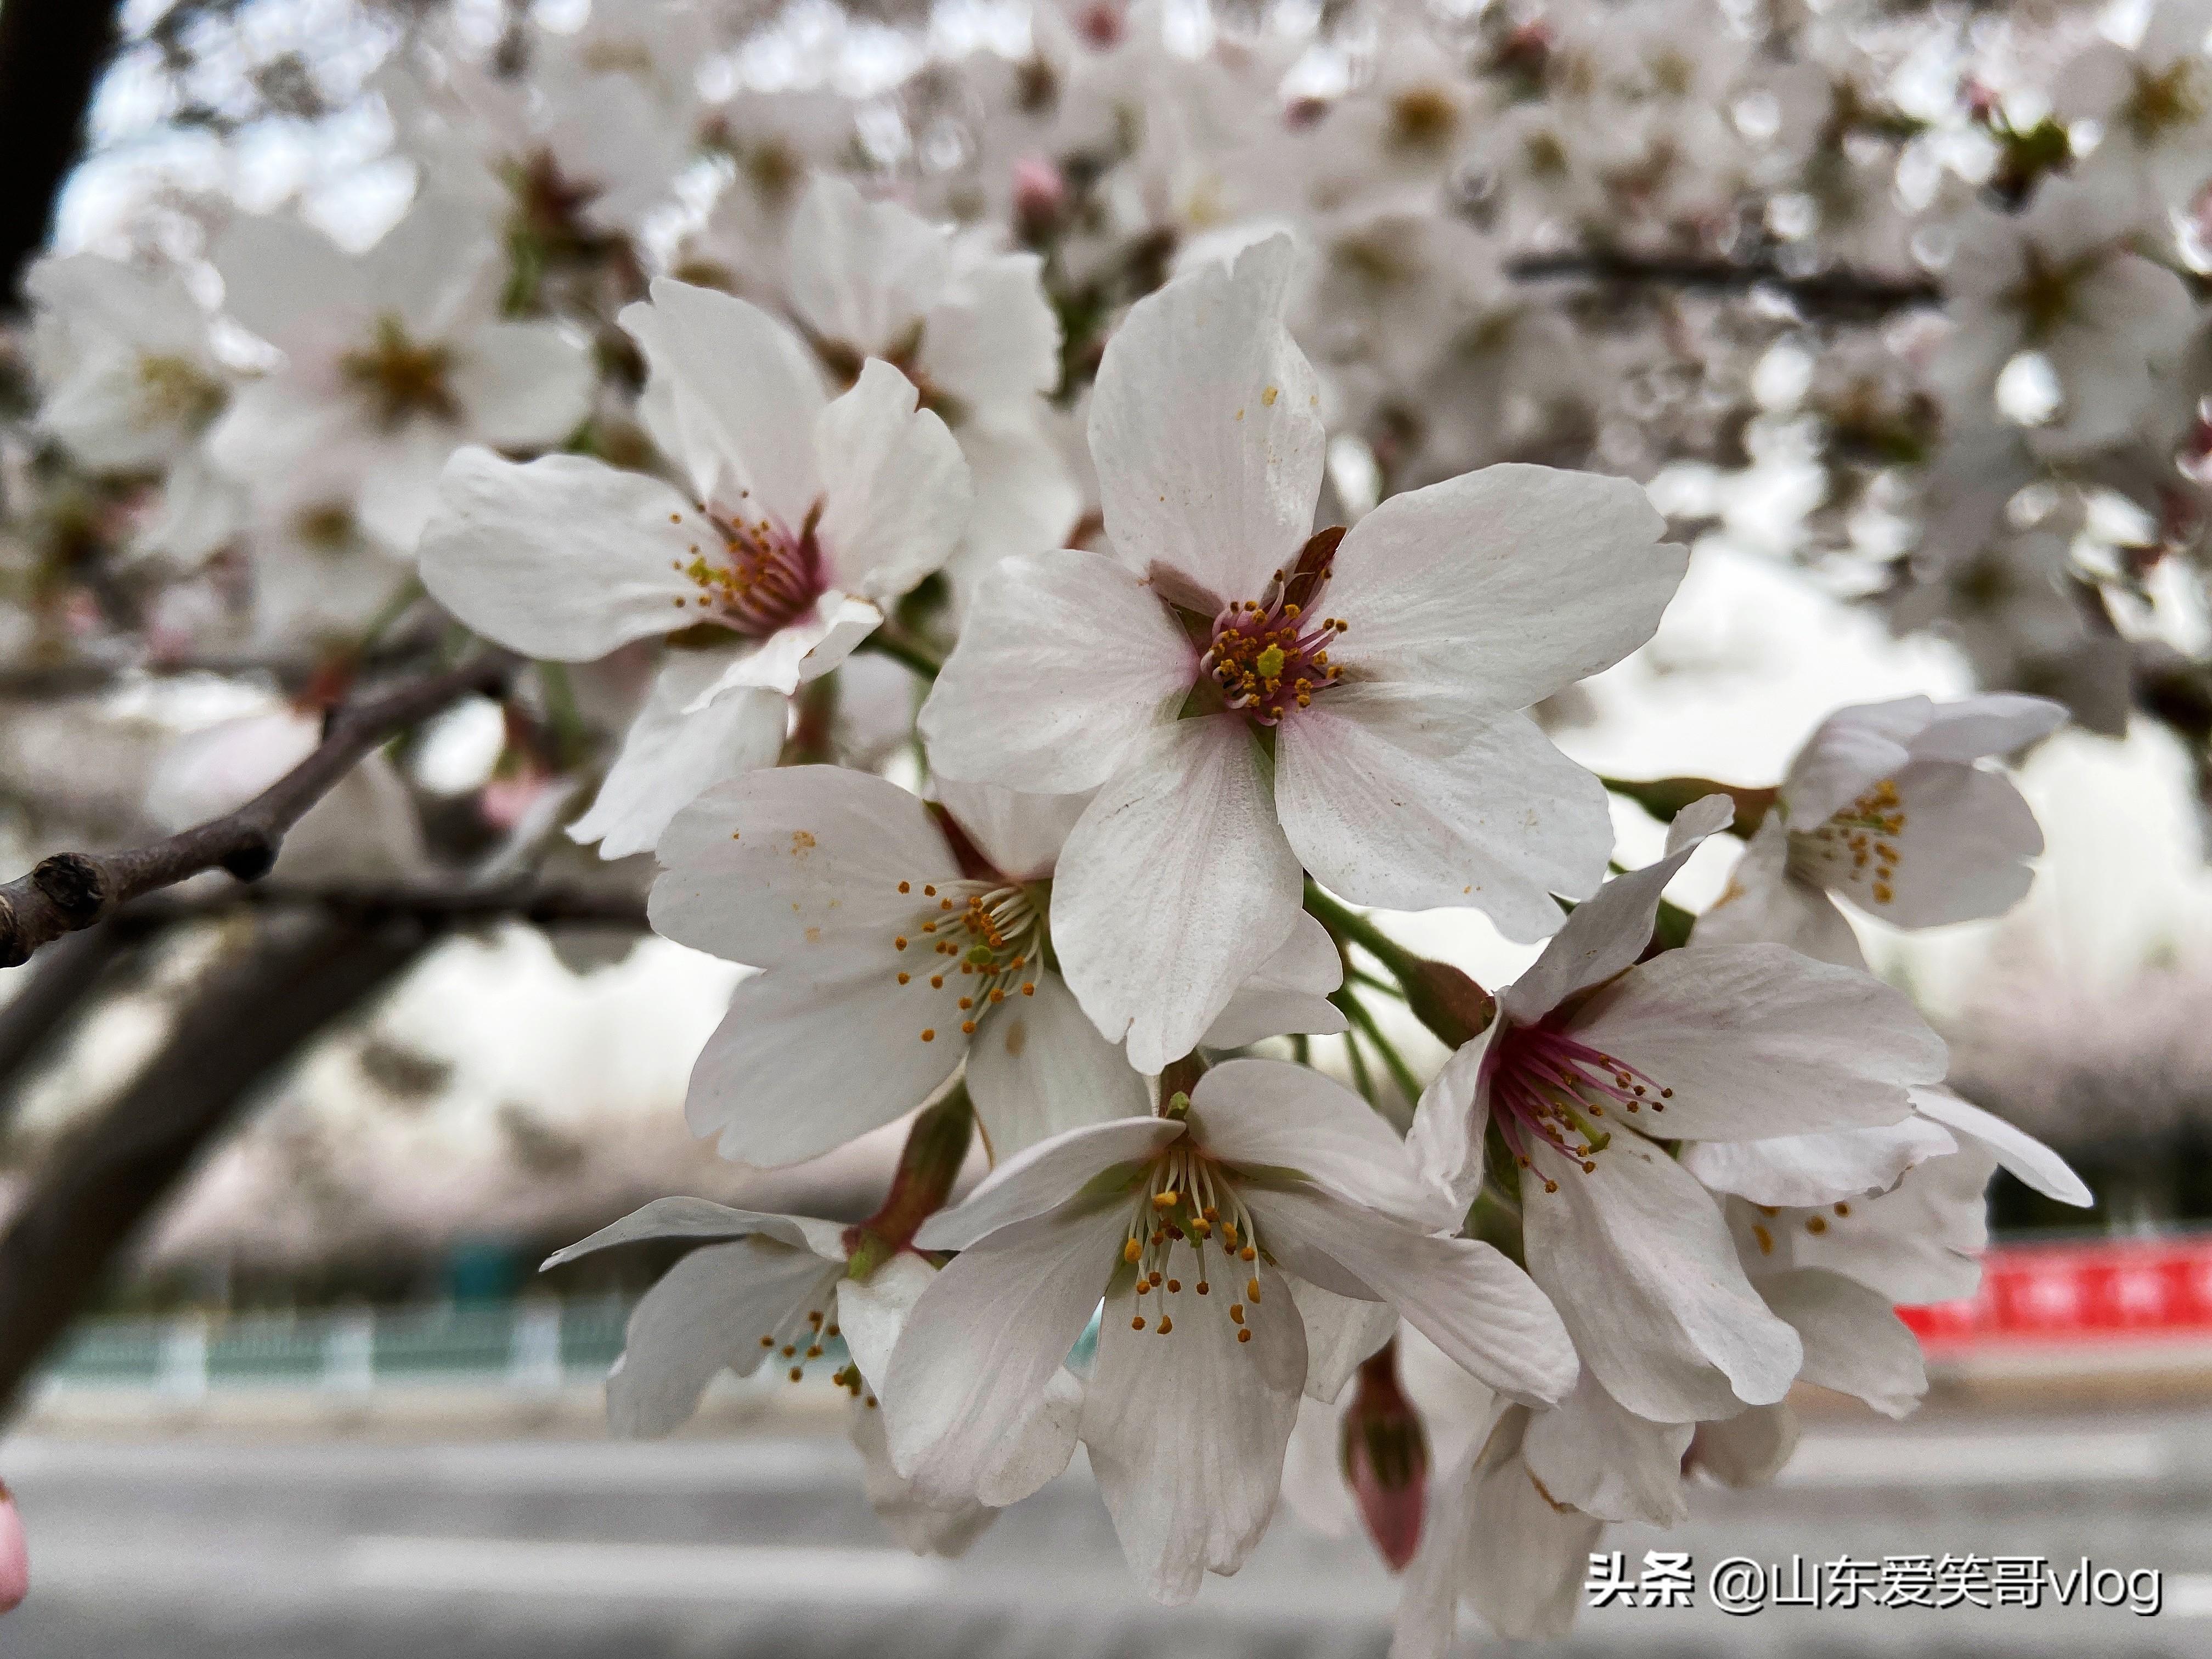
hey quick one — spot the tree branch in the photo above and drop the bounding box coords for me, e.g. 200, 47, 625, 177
0, 911, 432, 1410
0, 923, 137, 1108
0, 0, 127, 304
0, 651, 518, 969
1507, 252, 1944, 321
128, 879, 650, 932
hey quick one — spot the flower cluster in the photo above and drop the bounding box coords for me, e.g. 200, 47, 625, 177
0, 0, 2141, 1644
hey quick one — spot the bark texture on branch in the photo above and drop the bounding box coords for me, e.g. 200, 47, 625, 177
0, 651, 517, 969
0, 911, 433, 1411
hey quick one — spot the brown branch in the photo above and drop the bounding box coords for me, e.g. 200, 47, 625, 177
0, 641, 448, 703
128, 879, 650, 932
1507, 252, 1944, 321
0, 650, 519, 969
0, 911, 433, 1410
0, 923, 137, 1107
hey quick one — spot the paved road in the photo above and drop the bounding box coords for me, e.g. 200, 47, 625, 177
7, 1406, 2212, 1657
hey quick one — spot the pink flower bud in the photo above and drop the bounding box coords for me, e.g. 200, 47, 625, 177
0, 1481, 29, 1613
1012, 157, 1068, 236
1339, 1343, 1427, 1573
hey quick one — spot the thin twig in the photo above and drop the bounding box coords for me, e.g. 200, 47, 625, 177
0, 650, 520, 968
1506, 252, 1944, 321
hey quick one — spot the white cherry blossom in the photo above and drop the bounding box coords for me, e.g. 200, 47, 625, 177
208, 196, 594, 554
884, 1065, 1577, 1602
1408, 796, 1949, 1422
647, 764, 1344, 1167
1697, 692, 2067, 969
920, 236, 1687, 1070
418, 278, 971, 857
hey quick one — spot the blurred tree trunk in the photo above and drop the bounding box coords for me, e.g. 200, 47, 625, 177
0, 0, 127, 305
0, 913, 431, 1412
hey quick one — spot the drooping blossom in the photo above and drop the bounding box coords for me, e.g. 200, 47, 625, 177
1408, 795, 1950, 1423
1697, 692, 2067, 969
884, 1065, 1577, 1602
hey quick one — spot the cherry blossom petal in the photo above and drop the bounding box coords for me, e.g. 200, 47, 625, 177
650, 764, 958, 968
1246, 1184, 1577, 1406
922, 251, 1063, 414
566, 657, 786, 860
933, 778, 1088, 882
1758, 1268, 1927, 1419
1288, 1279, 1396, 1403
967, 972, 1153, 1161
1836, 759, 2043, 927
1500, 793, 1734, 1022
1201, 911, 1350, 1048
213, 214, 370, 345
1406, 1023, 1497, 1211
1053, 717, 1305, 1073
620, 278, 827, 521
1781, 697, 1931, 825
1080, 1260, 1307, 1604
1523, 1133, 1802, 1421
1681, 1116, 1958, 1207
417, 448, 696, 659
1908, 693, 2066, 761
682, 593, 883, 702
1521, 1369, 1691, 1525
449, 319, 594, 448
814, 359, 970, 600
1327, 465, 1684, 712
1908, 1087, 2091, 1206
1088, 234, 1324, 606
1694, 819, 1868, 969
1566, 944, 1943, 1141
914, 1116, 1182, 1250
543, 1198, 848, 1269
686, 966, 964, 1166
785, 176, 952, 359
919, 549, 1196, 793
885, 1204, 1124, 1500
1277, 702, 1611, 939
1688, 1402, 1801, 1488
607, 1238, 844, 1436
1191, 1058, 1448, 1223
1393, 1406, 1601, 1656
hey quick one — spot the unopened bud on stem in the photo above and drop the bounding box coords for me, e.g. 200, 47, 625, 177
845, 1086, 974, 1278
1340, 1341, 1428, 1573
1401, 959, 1495, 1051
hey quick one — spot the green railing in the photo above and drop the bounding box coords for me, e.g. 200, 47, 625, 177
36, 1296, 641, 1394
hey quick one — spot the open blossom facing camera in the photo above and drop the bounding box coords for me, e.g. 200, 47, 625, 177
419, 277, 970, 856
15, 0, 2192, 1639
1698, 692, 2067, 968
884, 1065, 1576, 1602
922, 237, 1687, 1070
1409, 797, 1950, 1422
648, 763, 1346, 1166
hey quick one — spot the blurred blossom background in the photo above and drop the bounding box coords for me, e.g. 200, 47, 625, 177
2, 0, 2212, 1653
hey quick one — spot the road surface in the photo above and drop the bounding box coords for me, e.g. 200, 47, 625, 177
6, 1404, 2211, 1656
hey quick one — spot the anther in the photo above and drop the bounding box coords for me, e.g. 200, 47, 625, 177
1229, 1304, 1245, 1325
1237, 1328, 1252, 1344
1132, 1316, 1146, 1331
1156, 1316, 1173, 1335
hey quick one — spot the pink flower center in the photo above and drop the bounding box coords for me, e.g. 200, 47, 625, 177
668, 503, 826, 637
1484, 1020, 1672, 1192
1200, 543, 1350, 726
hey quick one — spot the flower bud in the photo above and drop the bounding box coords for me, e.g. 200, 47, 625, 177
0, 1480, 27, 1613
1339, 1342, 1427, 1573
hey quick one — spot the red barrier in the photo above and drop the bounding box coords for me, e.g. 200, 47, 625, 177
1900, 1236, 2212, 1350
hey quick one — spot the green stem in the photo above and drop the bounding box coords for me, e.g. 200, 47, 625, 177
1334, 988, 1423, 1120
1303, 882, 1424, 983
846, 1084, 974, 1279
534, 661, 589, 771
1341, 1025, 1378, 1106
354, 575, 425, 657
860, 624, 944, 681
